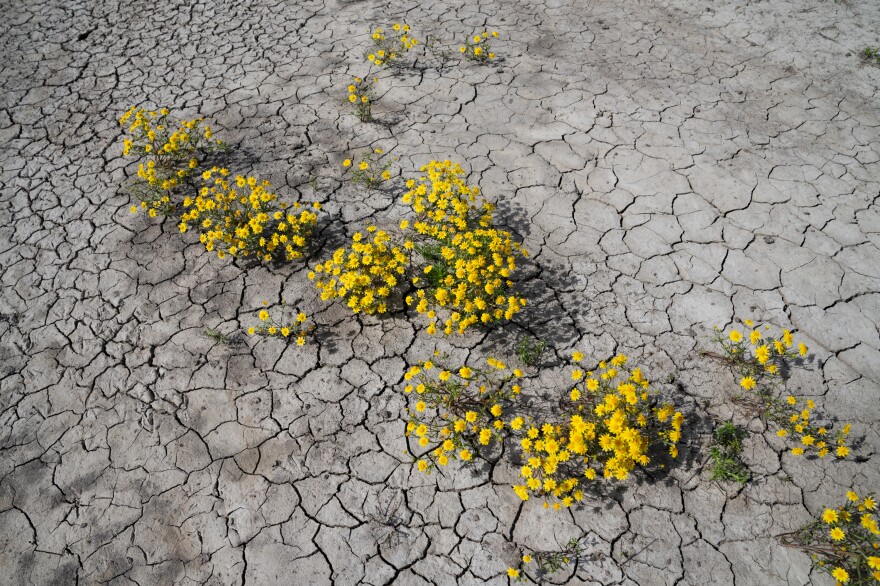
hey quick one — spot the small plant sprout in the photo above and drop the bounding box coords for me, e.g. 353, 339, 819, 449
248, 301, 311, 346
425, 35, 454, 68
709, 422, 750, 483
509, 538, 585, 582
202, 328, 231, 344
460, 30, 499, 62
862, 47, 880, 65
342, 149, 396, 189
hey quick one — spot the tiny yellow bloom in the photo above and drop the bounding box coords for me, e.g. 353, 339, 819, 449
831, 567, 849, 583
823, 509, 839, 524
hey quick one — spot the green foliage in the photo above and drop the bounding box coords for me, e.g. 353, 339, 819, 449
515, 336, 547, 366
709, 422, 750, 483
203, 328, 231, 344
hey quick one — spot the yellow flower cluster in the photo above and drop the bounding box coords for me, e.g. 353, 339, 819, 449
402, 159, 493, 231
309, 226, 409, 314
129, 159, 188, 216
367, 23, 418, 67
512, 354, 682, 508
716, 320, 807, 387
313, 159, 526, 334
119, 106, 222, 162
342, 148, 394, 189
247, 301, 310, 346
119, 106, 223, 217
785, 491, 880, 585
404, 354, 523, 473
347, 76, 374, 121
712, 320, 852, 460
402, 160, 527, 334
460, 31, 499, 62
775, 397, 851, 459
181, 167, 320, 262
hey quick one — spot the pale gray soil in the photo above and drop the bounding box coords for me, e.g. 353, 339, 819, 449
1, 0, 879, 584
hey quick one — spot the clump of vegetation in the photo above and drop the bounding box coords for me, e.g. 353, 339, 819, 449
346, 76, 375, 122
403, 160, 527, 335
708, 320, 851, 459
516, 336, 547, 366
367, 23, 419, 68
313, 159, 527, 336
508, 538, 585, 581
425, 35, 454, 68
342, 149, 395, 189
203, 328, 231, 344
510, 353, 683, 508
403, 355, 523, 473
119, 107, 321, 265
709, 421, 750, 483
862, 47, 880, 65
119, 106, 225, 217
460, 31, 499, 62
182, 168, 320, 262
309, 226, 410, 316
247, 301, 311, 346
781, 491, 880, 585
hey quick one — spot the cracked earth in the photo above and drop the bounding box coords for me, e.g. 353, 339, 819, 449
2, 0, 880, 584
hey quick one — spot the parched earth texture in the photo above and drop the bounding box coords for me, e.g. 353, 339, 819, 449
2, 0, 880, 584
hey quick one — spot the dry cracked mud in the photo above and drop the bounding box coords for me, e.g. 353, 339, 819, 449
1, 0, 879, 584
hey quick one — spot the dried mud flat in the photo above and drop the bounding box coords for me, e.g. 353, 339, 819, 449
1, 0, 879, 584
